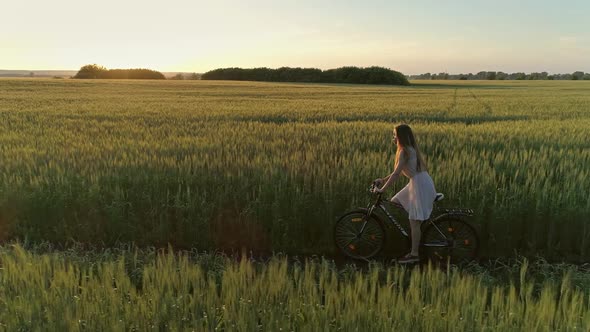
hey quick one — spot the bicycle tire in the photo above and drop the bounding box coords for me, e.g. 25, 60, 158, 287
421, 217, 479, 264
334, 209, 386, 260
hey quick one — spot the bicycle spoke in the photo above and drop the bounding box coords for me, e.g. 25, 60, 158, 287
335, 229, 357, 240
335, 220, 360, 236
334, 212, 385, 260
340, 219, 360, 234
336, 235, 357, 248
422, 217, 478, 264
357, 235, 382, 247
423, 242, 448, 247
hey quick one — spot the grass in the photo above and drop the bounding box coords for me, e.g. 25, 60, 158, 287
0, 242, 588, 331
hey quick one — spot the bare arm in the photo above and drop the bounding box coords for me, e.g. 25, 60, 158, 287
380, 174, 392, 183
379, 150, 406, 191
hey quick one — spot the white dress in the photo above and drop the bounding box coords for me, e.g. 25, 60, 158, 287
389, 147, 437, 221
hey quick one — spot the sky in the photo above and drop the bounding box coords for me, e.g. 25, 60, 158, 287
1, 0, 589, 74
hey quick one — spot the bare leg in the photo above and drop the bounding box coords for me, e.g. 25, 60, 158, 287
409, 219, 422, 256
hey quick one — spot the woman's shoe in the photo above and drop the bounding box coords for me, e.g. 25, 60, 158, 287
397, 253, 420, 264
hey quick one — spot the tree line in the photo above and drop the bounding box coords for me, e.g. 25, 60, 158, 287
201, 66, 409, 85
410, 71, 590, 80
169, 73, 200, 80
74, 64, 166, 80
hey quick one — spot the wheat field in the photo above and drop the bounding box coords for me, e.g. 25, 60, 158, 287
1, 79, 589, 260
0, 243, 588, 331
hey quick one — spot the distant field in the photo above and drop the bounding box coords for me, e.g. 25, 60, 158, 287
0, 78, 589, 261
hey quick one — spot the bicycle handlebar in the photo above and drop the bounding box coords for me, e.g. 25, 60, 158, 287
369, 182, 383, 202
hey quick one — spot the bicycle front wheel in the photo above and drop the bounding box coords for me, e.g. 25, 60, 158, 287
422, 217, 479, 264
334, 209, 385, 260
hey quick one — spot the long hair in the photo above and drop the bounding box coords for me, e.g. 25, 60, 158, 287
394, 124, 427, 172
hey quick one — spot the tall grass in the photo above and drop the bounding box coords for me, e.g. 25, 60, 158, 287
0, 79, 589, 260
0, 243, 588, 331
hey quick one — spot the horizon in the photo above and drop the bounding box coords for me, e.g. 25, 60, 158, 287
0, 67, 588, 77
2, 0, 589, 74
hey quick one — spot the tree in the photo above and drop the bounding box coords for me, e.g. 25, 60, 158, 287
170, 73, 184, 80
432, 72, 449, 80
73, 64, 165, 80
572, 71, 584, 80
74, 64, 107, 79
475, 71, 487, 80
201, 66, 409, 85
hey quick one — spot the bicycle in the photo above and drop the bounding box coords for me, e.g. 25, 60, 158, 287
334, 182, 479, 264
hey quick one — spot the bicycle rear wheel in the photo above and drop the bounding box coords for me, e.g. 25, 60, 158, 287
421, 217, 478, 264
334, 209, 385, 260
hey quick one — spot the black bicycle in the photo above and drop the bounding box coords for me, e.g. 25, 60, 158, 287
334, 183, 479, 264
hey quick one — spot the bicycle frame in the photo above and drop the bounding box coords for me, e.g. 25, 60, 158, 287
363, 192, 408, 237
365, 194, 409, 237
361, 191, 474, 248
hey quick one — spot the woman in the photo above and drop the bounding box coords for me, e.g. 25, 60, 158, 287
373, 124, 437, 264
